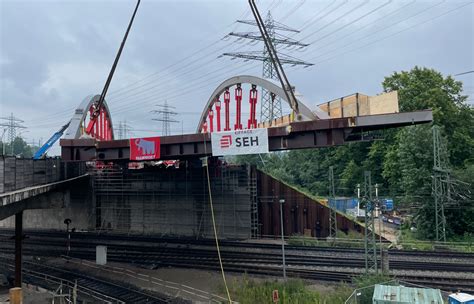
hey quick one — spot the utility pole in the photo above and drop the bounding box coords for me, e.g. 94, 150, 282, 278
279, 198, 286, 281
328, 166, 337, 240
375, 183, 388, 273
432, 126, 447, 242
151, 101, 178, 136
223, 11, 312, 123
0, 113, 26, 155
358, 171, 378, 274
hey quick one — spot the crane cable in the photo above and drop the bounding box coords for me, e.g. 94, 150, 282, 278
202, 133, 233, 303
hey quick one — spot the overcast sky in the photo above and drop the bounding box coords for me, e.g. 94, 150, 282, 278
1, 0, 473, 155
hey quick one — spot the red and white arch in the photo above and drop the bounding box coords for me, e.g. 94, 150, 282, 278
197, 75, 327, 133
63, 94, 114, 140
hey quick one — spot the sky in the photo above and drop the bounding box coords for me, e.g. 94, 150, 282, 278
1, 0, 473, 155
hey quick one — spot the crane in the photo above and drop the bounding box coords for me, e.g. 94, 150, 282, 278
33, 121, 70, 159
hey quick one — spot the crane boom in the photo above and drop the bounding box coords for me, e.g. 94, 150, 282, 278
86, 0, 141, 134
33, 121, 70, 159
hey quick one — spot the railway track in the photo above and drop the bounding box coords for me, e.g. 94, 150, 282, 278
1, 229, 472, 259
3, 241, 473, 273
0, 256, 188, 304
1, 230, 473, 293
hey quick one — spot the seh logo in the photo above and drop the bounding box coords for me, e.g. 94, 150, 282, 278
236, 136, 259, 147
220, 135, 232, 148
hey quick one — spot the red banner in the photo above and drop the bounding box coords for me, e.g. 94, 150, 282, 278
129, 137, 160, 161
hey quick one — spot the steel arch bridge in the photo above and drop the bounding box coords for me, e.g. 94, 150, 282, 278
59, 74, 432, 162
196, 75, 329, 133
63, 94, 114, 140
64, 75, 329, 141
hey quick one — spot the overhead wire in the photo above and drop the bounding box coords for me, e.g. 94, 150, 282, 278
304, 0, 468, 65
279, 0, 306, 22
298, 0, 370, 41
106, 46, 258, 108
28, 1, 345, 127
108, 63, 259, 116
306, 0, 393, 46
302, 0, 417, 55
27, 3, 251, 123
298, 0, 347, 33
28, 1, 471, 133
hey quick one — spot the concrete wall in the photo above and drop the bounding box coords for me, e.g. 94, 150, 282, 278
0, 160, 253, 239
0, 177, 93, 230
93, 163, 252, 239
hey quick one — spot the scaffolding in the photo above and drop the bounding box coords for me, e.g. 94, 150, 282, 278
248, 166, 259, 238
91, 162, 253, 239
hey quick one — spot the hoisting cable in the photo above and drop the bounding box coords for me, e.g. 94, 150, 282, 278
202, 132, 233, 303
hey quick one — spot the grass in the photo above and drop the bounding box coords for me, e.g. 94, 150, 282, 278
398, 227, 474, 252
222, 276, 352, 304
218, 273, 394, 304
287, 230, 367, 248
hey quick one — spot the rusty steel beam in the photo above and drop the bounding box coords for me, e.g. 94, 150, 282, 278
60, 110, 432, 162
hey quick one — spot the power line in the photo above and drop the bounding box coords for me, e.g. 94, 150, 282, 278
299, 0, 370, 42
454, 70, 474, 76
301, 0, 416, 55
298, 0, 346, 32
305, 0, 392, 46
303, 1, 470, 65
26, 4, 254, 123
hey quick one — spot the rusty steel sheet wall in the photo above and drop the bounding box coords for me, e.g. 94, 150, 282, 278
257, 170, 364, 238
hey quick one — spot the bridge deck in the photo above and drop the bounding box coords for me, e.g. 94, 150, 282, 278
0, 174, 88, 207
60, 110, 432, 162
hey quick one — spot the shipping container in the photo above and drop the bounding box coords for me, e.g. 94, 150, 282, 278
383, 198, 394, 211
328, 197, 358, 213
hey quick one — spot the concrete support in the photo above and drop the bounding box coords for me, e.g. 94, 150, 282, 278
0, 191, 69, 221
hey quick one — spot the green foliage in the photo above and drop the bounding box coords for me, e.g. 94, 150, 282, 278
233, 66, 473, 241
225, 277, 352, 304
0, 137, 39, 158
350, 274, 395, 304
287, 231, 365, 248
382, 66, 474, 167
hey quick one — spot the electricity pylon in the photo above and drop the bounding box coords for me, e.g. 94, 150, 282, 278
359, 171, 378, 274
432, 126, 472, 242
116, 120, 132, 139
432, 126, 448, 242
0, 113, 26, 155
223, 11, 312, 123
151, 101, 178, 136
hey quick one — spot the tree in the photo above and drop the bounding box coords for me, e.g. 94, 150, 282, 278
383, 66, 474, 167
0, 137, 38, 158
234, 66, 473, 240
